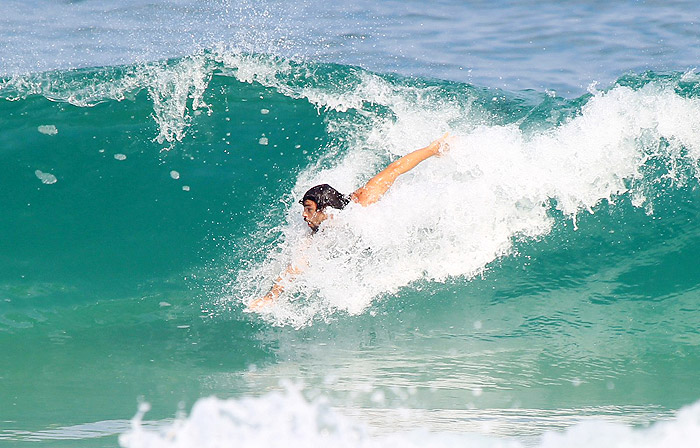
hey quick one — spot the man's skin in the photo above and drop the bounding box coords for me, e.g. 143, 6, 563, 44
248, 132, 453, 311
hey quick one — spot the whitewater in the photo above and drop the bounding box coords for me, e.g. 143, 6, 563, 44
1, 1, 700, 447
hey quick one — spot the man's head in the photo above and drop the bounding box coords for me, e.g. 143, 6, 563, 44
299, 184, 350, 232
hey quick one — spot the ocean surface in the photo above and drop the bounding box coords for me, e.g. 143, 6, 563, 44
2, 1, 700, 447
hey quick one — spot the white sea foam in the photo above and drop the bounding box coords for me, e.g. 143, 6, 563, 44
119, 388, 700, 448
230, 67, 700, 326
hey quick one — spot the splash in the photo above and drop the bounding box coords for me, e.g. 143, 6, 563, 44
229, 70, 700, 326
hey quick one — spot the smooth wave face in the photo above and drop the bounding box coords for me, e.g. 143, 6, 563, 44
2, 52, 700, 446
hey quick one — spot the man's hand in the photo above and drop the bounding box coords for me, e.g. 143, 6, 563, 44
246, 294, 276, 312
435, 132, 455, 156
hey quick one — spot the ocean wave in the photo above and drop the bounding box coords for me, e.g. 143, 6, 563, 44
2, 52, 699, 327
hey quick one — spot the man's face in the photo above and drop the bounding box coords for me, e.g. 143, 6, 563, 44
302, 199, 327, 231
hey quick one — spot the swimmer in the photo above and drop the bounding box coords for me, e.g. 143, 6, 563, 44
247, 132, 453, 311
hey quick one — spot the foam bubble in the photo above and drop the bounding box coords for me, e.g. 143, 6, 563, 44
37, 125, 58, 136
34, 170, 57, 184
114, 154, 127, 161
170, 170, 180, 180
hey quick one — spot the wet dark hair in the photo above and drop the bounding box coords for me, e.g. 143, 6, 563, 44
300, 184, 350, 211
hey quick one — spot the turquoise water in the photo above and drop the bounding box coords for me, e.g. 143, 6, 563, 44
2, 1, 700, 447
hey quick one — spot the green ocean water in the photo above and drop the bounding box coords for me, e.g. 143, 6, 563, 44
1, 53, 700, 446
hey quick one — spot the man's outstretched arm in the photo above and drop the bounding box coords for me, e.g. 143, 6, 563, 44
351, 132, 452, 206
247, 263, 302, 311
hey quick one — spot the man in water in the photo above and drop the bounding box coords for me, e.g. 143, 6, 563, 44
248, 132, 453, 310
